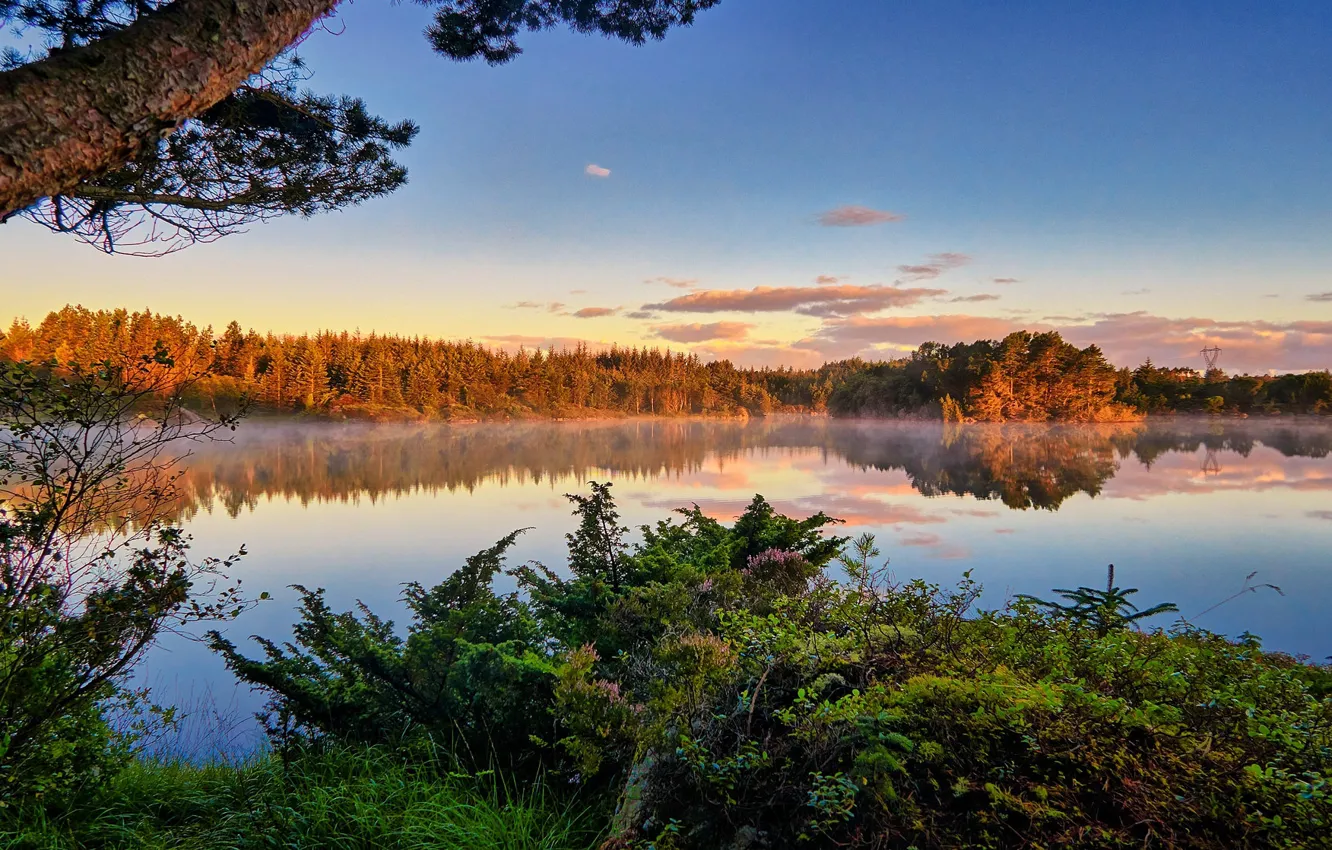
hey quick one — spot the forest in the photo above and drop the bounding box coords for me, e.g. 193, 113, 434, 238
3, 305, 1331, 422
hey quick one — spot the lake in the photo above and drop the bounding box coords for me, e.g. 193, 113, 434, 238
141, 416, 1332, 754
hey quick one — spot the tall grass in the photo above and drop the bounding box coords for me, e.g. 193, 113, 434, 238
1, 745, 602, 850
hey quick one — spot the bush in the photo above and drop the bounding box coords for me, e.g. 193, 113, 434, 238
209, 531, 556, 774
217, 486, 1331, 849
622, 545, 1331, 849
1, 354, 251, 804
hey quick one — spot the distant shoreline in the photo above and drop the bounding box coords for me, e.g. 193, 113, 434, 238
227, 406, 1331, 427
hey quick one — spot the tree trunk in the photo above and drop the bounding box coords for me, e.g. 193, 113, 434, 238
0, 0, 341, 216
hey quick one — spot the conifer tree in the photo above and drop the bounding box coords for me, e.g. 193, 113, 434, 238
0, 0, 722, 249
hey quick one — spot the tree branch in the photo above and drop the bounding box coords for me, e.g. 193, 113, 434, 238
0, 0, 343, 214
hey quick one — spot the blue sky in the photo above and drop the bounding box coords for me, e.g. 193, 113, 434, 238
3, 0, 1331, 370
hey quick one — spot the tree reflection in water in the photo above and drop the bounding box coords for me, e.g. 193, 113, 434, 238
163, 417, 1332, 521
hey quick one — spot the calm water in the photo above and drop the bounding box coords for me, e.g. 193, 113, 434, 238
142, 416, 1332, 751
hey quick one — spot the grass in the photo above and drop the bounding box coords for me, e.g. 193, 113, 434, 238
0, 745, 603, 850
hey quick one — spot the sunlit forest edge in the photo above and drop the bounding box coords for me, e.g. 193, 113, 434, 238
5, 306, 1331, 422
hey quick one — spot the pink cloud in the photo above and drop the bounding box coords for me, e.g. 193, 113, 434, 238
897, 253, 971, 281
899, 532, 942, 547
642, 494, 944, 527
645, 283, 946, 316
652, 321, 755, 343
571, 307, 619, 319
949, 294, 1001, 303
509, 301, 566, 312
645, 277, 699, 289
585, 164, 611, 177
818, 205, 905, 226
992, 277, 1020, 285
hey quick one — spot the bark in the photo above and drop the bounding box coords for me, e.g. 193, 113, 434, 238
0, 0, 342, 216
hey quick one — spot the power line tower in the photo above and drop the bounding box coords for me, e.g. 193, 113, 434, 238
1201, 346, 1222, 374
1202, 447, 1221, 476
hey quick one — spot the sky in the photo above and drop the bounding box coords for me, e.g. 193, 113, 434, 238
3, 0, 1332, 372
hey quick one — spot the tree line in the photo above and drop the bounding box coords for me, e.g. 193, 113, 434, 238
0, 306, 833, 418
3, 306, 1329, 421
826, 333, 1332, 419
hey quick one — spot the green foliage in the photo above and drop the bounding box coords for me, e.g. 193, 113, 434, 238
0, 744, 603, 849
566, 482, 631, 592
1015, 564, 1181, 636
0, 354, 250, 804
213, 483, 1331, 848
209, 531, 556, 773
214, 484, 845, 783
1123, 360, 1332, 415
428, 0, 721, 66
630, 570, 1329, 849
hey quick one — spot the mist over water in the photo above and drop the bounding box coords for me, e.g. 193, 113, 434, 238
143, 416, 1332, 755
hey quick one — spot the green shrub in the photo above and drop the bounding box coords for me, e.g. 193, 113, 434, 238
209, 531, 557, 774
625, 561, 1331, 849
214, 486, 1330, 849
1, 354, 250, 804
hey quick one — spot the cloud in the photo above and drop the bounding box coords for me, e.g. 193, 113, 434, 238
584, 164, 610, 178
950, 508, 999, 518
1122, 288, 1152, 296
652, 322, 755, 343
645, 277, 699, 289
645, 283, 946, 317
815, 274, 845, 285
571, 306, 619, 319
507, 301, 565, 312
817, 205, 905, 227
899, 533, 942, 547
1309, 510, 1332, 521
624, 311, 657, 320
948, 294, 1001, 303
992, 277, 1020, 285
642, 494, 943, 527
1307, 292, 1332, 303
994, 528, 1017, 534
569, 288, 587, 294
897, 252, 971, 281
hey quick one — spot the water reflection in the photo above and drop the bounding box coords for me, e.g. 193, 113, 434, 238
142, 415, 1331, 745
172, 417, 1332, 519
